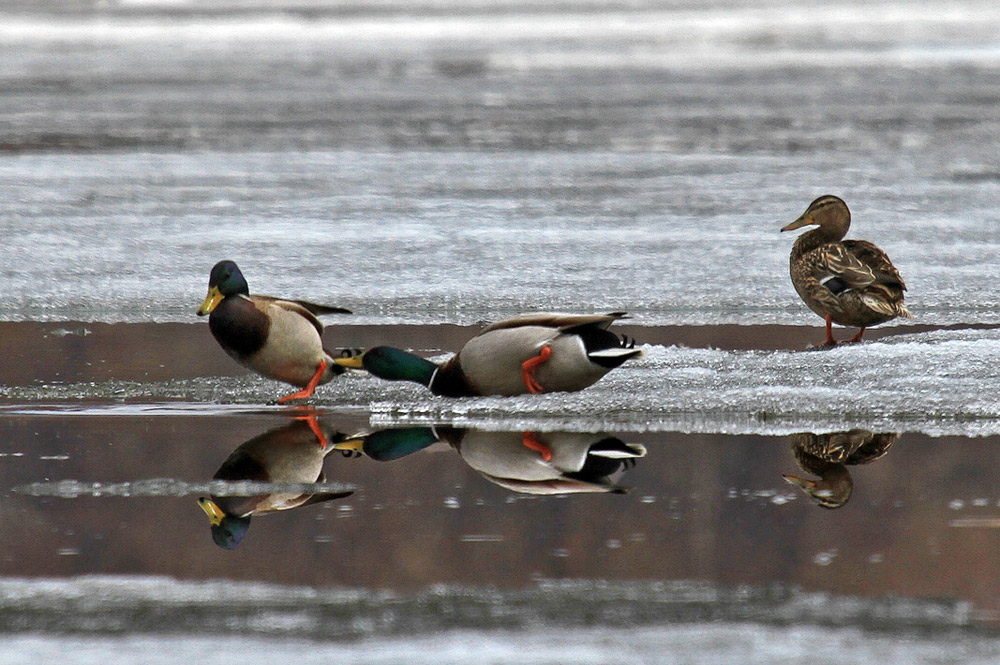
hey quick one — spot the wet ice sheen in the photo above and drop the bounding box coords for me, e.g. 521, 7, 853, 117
0, 0, 998, 327
4, 329, 1000, 436
0, 151, 994, 327
325, 329, 1000, 436
4, 629, 1000, 665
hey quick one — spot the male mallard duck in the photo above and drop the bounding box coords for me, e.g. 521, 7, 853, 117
781, 195, 911, 345
197, 260, 351, 403
335, 427, 646, 495
198, 416, 354, 549
444, 429, 646, 495
783, 429, 897, 509
335, 312, 642, 396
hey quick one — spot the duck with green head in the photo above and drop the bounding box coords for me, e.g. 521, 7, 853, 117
781, 195, 911, 346
335, 312, 642, 396
197, 260, 351, 403
198, 415, 354, 549
336, 426, 646, 495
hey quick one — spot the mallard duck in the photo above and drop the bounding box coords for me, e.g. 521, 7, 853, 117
781, 195, 911, 345
446, 429, 646, 495
198, 416, 354, 549
334, 312, 642, 396
196, 260, 351, 403
783, 429, 897, 509
335, 427, 646, 495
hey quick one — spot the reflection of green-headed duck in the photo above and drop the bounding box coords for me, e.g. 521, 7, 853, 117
336, 312, 641, 396
197, 260, 351, 402
783, 429, 897, 509
337, 427, 646, 495
198, 416, 353, 549
781, 196, 911, 346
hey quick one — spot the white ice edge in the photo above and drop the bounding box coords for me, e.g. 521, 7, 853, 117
3, 328, 997, 437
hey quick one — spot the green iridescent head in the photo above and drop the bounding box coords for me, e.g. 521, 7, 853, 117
197, 260, 249, 316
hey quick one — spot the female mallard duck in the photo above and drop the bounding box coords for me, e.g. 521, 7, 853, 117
196, 260, 351, 403
335, 312, 642, 396
783, 429, 897, 509
781, 195, 911, 346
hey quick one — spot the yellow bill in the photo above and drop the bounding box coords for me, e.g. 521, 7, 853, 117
198, 497, 226, 526
197, 286, 224, 316
334, 355, 365, 369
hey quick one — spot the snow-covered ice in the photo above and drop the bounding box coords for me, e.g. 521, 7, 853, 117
4, 328, 1000, 436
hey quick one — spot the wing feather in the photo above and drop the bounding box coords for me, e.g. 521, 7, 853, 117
252, 295, 327, 337
478, 312, 628, 335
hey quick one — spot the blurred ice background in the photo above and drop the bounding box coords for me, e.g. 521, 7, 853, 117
0, 0, 997, 325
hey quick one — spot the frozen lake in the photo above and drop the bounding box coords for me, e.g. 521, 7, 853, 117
2, 0, 1000, 661
0, 0, 997, 325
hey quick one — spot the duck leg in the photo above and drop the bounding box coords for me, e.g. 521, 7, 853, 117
522, 431, 553, 462
297, 414, 329, 449
822, 315, 838, 346
521, 346, 552, 394
277, 360, 328, 404
846, 327, 867, 344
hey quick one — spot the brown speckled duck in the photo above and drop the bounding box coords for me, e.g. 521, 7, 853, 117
781, 195, 911, 346
196, 260, 351, 402
783, 429, 897, 509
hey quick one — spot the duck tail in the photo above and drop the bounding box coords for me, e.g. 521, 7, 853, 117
587, 346, 643, 368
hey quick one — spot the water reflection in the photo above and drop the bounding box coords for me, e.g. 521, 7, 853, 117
339, 427, 647, 495
782, 430, 898, 509
199, 415, 355, 549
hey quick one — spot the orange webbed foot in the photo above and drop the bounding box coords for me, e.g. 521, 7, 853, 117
277, 360, 328, 404
296, 414, 329, 449
521, 345, 552, 394
522, 431, 553, 462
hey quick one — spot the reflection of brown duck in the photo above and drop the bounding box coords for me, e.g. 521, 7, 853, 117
783, 429, 897, 509
198, 416, 353, 549
781, 196, 911, 346
337, 427, 646, 495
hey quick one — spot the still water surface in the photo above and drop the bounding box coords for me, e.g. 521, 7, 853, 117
3, 411, 1000, 621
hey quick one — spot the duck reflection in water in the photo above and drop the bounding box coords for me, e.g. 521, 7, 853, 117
783, 429, 897, 509
199, 415, 354, 549
338, 427, 646, 495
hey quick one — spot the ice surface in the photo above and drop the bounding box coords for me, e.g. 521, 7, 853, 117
351, 329, 1000, 436
0, 1, 997, 326
4, 627, 1000, 665
4, 328, 1000, 436
0, 575, 979, 641
11, 478, 354, 499
0, 151, 996, 327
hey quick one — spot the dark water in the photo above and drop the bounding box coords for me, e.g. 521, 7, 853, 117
3, 412, 1000, 621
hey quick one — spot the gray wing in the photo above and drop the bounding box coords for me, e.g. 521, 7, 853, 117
478, 312, 628, 335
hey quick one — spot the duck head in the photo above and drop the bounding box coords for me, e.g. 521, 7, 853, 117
197, 260, 250, 316
783, 467, 854, 509
781, 195, 851, 239
335, 346, 439, 387
198, 497, 252, 549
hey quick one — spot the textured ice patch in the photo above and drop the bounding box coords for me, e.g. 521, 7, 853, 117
356, 329, 1000, 436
